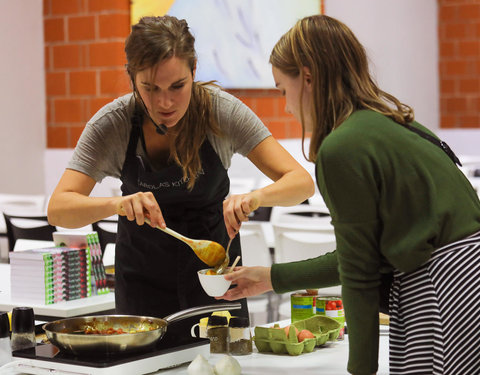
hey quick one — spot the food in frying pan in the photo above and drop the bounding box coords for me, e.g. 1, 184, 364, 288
62, 317, 160, 335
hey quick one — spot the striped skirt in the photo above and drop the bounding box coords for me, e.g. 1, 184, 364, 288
389, 231, 480, 375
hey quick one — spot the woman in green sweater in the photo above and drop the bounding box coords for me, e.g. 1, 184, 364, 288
221, 15, 480, 375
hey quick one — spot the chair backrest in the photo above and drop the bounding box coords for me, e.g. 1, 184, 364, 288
239, 222, 272, 267
270, 204, 331, 224
92, 220, 118, 253
3, 213, 56, 252
274, 230, 336, 264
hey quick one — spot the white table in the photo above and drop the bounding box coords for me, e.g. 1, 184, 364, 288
0, 264, 115, 319
154, 333, 389, 374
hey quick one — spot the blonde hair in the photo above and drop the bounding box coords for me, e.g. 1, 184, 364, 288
125, 15, 221, 190
270, 15, 414, 161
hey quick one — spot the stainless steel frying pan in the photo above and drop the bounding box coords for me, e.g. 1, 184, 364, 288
43, 302, 241, 356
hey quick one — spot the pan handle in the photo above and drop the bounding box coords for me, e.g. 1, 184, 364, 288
164, 302, 242, 324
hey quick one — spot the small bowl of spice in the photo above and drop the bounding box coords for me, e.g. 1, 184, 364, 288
198, 269, 232, 297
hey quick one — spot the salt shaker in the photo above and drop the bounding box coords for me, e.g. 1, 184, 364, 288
11, 307, 36, 352
0, 312, 12, 366
206, 315, 229, 354
228, 317, 252, 355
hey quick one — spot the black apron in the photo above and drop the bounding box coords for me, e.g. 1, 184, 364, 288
114, 120, 248, 341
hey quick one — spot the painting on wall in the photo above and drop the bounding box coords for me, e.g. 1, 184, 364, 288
131, 0, 322, 88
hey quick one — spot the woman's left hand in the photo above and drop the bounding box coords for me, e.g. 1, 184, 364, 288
223, 192, 261, 237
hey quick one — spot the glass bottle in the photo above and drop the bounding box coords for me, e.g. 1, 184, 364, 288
228, 317, 252, 355
206, 315, 229, 354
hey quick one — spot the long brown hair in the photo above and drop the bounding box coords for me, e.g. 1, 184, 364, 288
125, 15, 221, 190
270, 15, 414, 162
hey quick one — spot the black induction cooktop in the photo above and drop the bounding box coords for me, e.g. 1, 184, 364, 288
13, 334, 208, 369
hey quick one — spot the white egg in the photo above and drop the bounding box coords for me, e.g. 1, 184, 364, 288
188, 354, 215, 375
214, 355, 241, 375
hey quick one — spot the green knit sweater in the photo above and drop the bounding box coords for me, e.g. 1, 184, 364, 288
271, 110, 480, 375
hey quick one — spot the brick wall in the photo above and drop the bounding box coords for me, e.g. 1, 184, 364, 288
44, 0, 131, 147
43, 0, 301, 148
44, 1, 479, 148
438, 0, 480, 128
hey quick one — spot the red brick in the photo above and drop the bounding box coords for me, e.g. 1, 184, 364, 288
47, 126, 69, 148
440, 78, 455, 94
89, 42, 126, 67
458, 115, 479, 127
46, 72, 67, 96
53, 44, 82, 69
439, 5, 457, 22
70, 71, 97, 95
98, 14, 130, 39
256, 97, 276, 118
459, 40, 479, 56
45, 46, 51, 70
69, 126, 85, 146
44, 0, 51, 16
445, 60, 468, 75
459, 78, 480, 93
286, 120, 303, 138
277, 97, 287, 116
87, 0, 129, 12
440, 115, 456, 128
100, 69, 131, 94
266, 120, 287, 139
458, 4, 480, 20
88, 97, 116, 118
444, 97, 467, 112
51, 0, 81, 15
44, 17, 64, 42
237, 97, 255, 110
46, 99, 53, 123
476, 22, 480, 37
55, 98, 83, 122
445, 22, 467, 39
69, 15, 95, 41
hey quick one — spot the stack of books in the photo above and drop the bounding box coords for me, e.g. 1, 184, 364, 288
10, 247, 91, 304
10, 231, 110, 305
53, 231, 110, 296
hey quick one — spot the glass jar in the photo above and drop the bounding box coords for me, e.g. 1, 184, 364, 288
11, 307, 36, 352
228, 317, 252, 355
206, 315, 229, 354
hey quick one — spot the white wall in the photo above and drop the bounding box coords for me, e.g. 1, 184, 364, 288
0, 0, 45, 193
325, 0, 439, 129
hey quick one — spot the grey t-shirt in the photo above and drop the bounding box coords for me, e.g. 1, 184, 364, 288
68, 86, 271, 183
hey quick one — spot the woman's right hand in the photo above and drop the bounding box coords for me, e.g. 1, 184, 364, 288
116, 191, 165, 228
217, 266, 273, 300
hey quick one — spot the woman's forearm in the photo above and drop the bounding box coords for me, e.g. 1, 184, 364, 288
255, 169, 314, 207
48, 192, 120, 228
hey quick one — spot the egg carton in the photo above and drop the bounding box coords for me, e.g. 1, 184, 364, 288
253, 315, 342, 356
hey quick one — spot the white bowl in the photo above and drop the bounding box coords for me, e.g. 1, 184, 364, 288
198, 269, 232, 297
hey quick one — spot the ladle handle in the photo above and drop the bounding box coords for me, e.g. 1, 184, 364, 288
164, 302, 242, 323
144, 217, 191, 244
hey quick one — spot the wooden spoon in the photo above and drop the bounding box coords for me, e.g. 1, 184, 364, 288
144, 217, 226, 267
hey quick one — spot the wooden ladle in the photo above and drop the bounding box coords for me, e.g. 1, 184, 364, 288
144, 217, 226, 267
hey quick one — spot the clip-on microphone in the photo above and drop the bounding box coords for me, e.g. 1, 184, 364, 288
133, 83, 168, 135
149, 116, 167, 135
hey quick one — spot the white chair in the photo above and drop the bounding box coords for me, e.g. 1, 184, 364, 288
239, 222, 275, 325
239, 222, 272, 267
270, 204, 331, 225
274, 231, 336, 264
0, 194, 47, 249
228, 177, 256, 196
274, 230, 340, 320
103, 243, 116, 268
